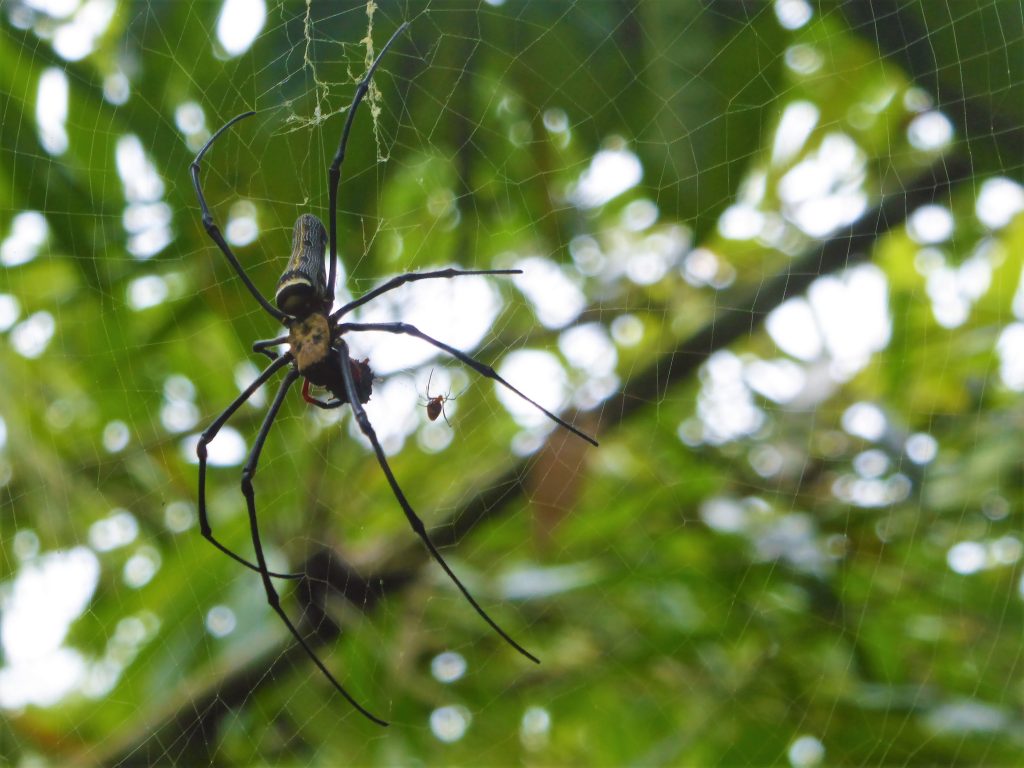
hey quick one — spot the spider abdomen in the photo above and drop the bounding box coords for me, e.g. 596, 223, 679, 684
340, 357, 374, 405
426, 398, 443, 421
276, 213, 328, 317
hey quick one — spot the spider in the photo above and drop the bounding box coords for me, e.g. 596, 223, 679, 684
189, 22, 597, 726
422, 368, 458, 426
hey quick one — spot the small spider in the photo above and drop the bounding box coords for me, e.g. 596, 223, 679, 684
189, 22, 597, 726
421, 368, 458, 426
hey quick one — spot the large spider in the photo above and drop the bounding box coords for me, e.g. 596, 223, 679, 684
189, 22, 597, 726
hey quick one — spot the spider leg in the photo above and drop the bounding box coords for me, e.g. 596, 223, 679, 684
326, 21, 410, 304
335, 340, 540, 665
253, 335, 289, 361
338, 322, 599, 446
303, 377, 345, 409
196, 354, 302, 579
331, 268, 523, 321
190, 111, 288, 324
242, 368, 388, 726
305, 398, 346, 410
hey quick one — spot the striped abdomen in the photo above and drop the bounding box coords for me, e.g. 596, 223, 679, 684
275, 213, 328, 317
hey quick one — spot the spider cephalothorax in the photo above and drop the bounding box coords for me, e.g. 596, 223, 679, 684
189, 21, 597, 726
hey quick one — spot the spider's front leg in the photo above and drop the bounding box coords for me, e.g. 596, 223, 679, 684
190, 111, 287, 324
325, 21, 410, 303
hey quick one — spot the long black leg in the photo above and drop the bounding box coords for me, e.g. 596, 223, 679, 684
253, 335, 289, 361
197, 354, 301, 579
335, 340, 540, 665
326, 21, 410, 303
243, 368, 388, 726
304, 378, 345, 410
338, 322, 599, 446
331, 268, 522, 322
191, 111, 288, 323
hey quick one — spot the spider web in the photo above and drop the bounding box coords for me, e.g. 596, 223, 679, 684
1, 0, 1023, 765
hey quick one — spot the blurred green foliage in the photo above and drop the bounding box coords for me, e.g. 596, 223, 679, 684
1, 1, 1022, 765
